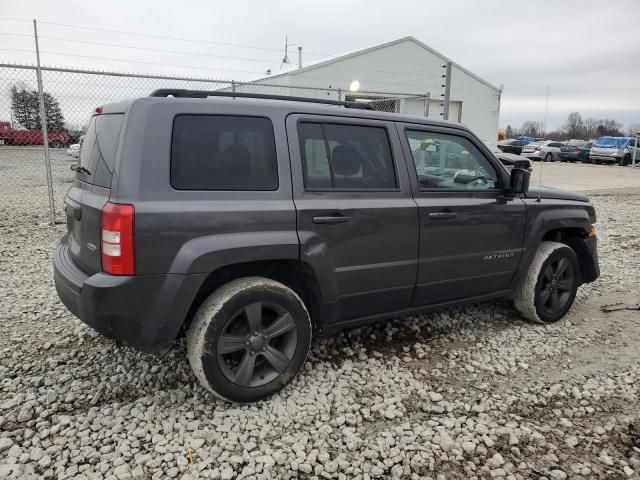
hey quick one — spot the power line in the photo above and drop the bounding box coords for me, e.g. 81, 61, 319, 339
39, 50, 268, 76
0, 32, 445, 78
1, 17, 456, 70
0, 16, 31, 23
40, 20, 321, 56
36, 20, 452, 69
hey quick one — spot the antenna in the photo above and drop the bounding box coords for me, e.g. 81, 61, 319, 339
537, 86, 550, 202
280, 36, 294, 70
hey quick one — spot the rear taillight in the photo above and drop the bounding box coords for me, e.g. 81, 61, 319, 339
575, 147, 582, 152
101, 202, 135, 275
535, 147, 541, 151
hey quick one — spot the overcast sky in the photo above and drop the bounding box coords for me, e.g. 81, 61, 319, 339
2, 0, 639, 130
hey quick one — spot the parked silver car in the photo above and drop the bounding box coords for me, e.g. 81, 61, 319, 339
589, 137, 638, 165
522, 140, 565, 162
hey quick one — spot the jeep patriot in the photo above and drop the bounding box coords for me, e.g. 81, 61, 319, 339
54, 90, 599, 402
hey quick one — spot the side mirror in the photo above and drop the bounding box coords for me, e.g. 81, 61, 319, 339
510, 167, 530, 194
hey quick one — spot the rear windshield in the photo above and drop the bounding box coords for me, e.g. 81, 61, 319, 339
78, 114, 124, 188
170, 115, 278, 191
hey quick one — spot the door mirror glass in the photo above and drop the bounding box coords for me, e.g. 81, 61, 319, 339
510, 168, 530, 194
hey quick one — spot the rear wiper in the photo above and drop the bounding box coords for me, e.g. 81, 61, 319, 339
71, 164, 91, 175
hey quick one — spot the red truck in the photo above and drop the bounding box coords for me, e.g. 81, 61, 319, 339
0, 121, 69, 147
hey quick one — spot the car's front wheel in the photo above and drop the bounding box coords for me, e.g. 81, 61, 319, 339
513, 241, 579, 324
187, 277, 312, 402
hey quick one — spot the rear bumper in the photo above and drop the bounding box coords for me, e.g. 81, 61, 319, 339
522, 152, 542, 160
54, 238, 206, 352
589, 155, 619, 163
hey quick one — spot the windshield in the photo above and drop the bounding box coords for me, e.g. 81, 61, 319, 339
78, 114, 124, 188
594, 137, 630, 148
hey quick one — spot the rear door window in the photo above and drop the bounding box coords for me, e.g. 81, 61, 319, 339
78, 114, 124, 188
171, 115, 278, 191
298, 122, 397, 190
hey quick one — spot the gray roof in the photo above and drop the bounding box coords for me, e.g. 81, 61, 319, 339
249, 36, 500, 92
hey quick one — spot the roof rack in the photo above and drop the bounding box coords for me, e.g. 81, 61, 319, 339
148, 89, 374, 110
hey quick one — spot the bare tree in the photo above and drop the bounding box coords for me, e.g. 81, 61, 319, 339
520, 120, 544, 138
583, 118, 600, 139
626, 123, 640, 137
596, 119, 624, 137
563, 112, 584, 139
505, 125, 514, 138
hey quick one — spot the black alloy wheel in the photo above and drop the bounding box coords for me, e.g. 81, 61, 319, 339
538, 257, 575, 317
217, 301, 297, 388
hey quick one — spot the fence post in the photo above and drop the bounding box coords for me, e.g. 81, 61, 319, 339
634, 132, 639, 168
337, 88, 342, 102
442, 61, 452, 121
424, 92, 431, 117
33, 19, 56, 225
231, 80, 236, 95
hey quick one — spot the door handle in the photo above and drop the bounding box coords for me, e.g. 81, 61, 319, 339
312, 215, 350, 224
428, 211, 457, 220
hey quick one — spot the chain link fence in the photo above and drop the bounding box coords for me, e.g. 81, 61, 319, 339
0, 63, 433, 225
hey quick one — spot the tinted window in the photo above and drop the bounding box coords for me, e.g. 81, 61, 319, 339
406, 130, 498, 190
171, 115, 278, 191
549, 142, 563, 147
299, 122, 397, 190
78, 114, 124, 188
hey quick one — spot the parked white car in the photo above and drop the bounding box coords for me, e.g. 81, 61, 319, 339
522, 140, 565, 162
66, 135, 84, 159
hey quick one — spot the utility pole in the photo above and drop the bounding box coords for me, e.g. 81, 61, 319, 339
298, 46, 302, 69
33, 19, 56, 225
542, 86, 550, 141
442, 61, 452, 121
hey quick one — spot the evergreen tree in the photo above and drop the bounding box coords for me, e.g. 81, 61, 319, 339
10, 84, 65, 130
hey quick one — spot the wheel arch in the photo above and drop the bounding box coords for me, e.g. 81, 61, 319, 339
542, 227, 598, 284
512, 207, 595, 291
181, 259, 325, 337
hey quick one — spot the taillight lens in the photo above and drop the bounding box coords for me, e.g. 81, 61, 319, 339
101, 202, 135, 275
575, 147, 582, 152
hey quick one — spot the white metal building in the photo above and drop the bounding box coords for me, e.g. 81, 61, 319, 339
235, 36, 501, 143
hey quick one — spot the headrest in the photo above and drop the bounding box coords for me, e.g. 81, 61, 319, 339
331, 145, 361, 176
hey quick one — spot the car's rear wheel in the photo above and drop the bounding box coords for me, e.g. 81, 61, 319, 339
620, 154, 632, 166
187, 277, 312, 402
513, 241, 579, 324
544, 153, 553, 162
50, 139, 64, 148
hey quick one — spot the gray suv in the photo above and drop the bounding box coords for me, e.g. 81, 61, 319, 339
54, 90, 599, 402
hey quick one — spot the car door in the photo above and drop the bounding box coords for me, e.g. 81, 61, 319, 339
548, 142, 563, 160
286, 114, 419, 323
398, 124, 527, 306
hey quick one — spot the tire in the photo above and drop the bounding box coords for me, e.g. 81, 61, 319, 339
187, 277, 312, 402
544, 153, 553, 162
513, 241, 579, 324
621, 154, 631, 166
50, 139, 63, 148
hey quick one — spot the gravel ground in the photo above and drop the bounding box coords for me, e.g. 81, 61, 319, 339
1, 152, 640, 480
